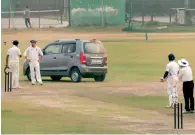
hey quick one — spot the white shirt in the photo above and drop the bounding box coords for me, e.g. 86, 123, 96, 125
178, 66, 193, 82
23, 46, 43, 61
166, 61, 179, 77
7, 45, 21, 63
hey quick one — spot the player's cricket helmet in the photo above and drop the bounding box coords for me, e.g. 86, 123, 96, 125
168, 53, 175, 61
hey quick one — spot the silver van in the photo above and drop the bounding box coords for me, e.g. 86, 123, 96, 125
23, 39, 108, 82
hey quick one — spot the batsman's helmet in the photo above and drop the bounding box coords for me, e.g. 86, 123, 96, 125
168, 53, 175, 61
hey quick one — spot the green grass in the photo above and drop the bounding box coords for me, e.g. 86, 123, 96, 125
2, 35, 195, 82
104, 39, 195, 81
2, 100, 131, 134
63, 88, 168, 109
2, 92, 169, 134
124, 25, 195, 33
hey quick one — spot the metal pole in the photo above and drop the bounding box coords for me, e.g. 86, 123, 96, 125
64, 0, 66, 18
9, 2, 11, 29
184, 0, 189, 10
130, 0, 132, 20
142, 0, 145, 25
39, 0, 40, 28
128, 0, 131, 27
184, 0, 189, 25
61, 0, 64, 24
68, 0, 71, 26
60, 0, 64, 24
169, 9, 172, 24
65, 0, 68, 19
101, 0, 104, 27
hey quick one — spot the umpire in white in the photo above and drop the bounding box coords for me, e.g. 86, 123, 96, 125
178, 59, 194, 113
24, 40, 43, 85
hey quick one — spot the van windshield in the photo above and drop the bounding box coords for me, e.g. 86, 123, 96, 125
84, 42, 105, 54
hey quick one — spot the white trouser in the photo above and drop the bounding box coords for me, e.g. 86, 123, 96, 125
9, 62, 19, 88
167, 76, 178, 106
29, 60, 42, 84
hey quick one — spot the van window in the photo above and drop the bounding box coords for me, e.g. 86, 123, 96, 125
62, 43, 76, 53
84, 42, 105, 54
44, 44, 62, 55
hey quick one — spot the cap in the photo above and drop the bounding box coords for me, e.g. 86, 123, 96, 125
30, 40, 37, 43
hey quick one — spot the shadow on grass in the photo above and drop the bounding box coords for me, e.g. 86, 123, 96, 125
22, 79, 95, 83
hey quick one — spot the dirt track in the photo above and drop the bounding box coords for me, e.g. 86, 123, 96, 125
2, 80, 195, 134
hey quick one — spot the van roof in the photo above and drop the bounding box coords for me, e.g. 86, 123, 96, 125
54, 39, 101, 43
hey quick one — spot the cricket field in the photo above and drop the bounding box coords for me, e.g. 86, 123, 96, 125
1, 29, 195, 134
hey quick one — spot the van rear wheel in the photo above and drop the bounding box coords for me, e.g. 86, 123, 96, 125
94, 75, 106, 82
70, 68, 82, 82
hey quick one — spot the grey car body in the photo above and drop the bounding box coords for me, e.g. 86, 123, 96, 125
23, 39, 108, 82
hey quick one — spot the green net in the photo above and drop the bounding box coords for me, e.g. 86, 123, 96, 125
70, 0, 126, 26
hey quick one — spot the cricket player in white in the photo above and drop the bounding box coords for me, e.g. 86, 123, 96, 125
23, 40, 43, 85
161, 53, 179, 108
6, 40, 22, 89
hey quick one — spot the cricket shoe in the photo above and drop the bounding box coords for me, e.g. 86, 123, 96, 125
16, 86, 22, 89
182, 110, 191, 114
190, 110, 194, 113
166, 105, 173, 108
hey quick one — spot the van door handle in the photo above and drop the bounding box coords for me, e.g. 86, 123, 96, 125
70, 56, 73, 58
53, 57, 56, 59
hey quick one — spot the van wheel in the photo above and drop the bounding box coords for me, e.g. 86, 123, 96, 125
70, 68, 82, 82
94, 75, 106, 82
26, 68, 31, 81
50, 76, 62, 81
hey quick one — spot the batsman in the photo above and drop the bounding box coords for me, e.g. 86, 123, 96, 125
6, 40, 22, 89
161, 53, 179, 108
